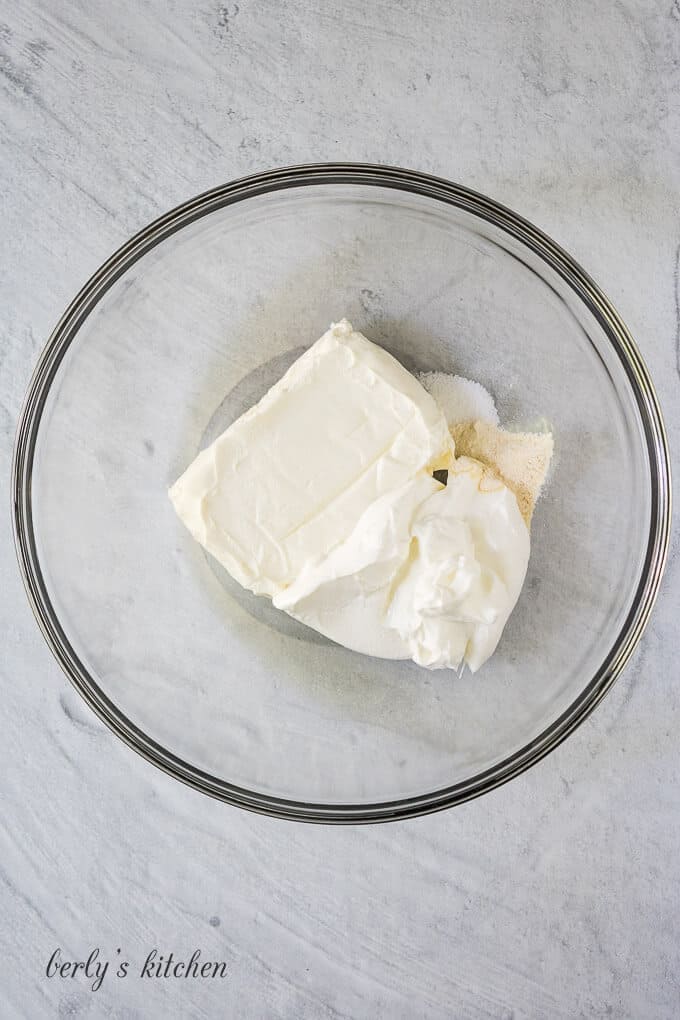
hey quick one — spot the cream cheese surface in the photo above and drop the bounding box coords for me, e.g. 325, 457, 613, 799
169, 319, 451, 598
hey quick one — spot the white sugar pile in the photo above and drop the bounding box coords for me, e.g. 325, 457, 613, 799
419, 371, 500, 426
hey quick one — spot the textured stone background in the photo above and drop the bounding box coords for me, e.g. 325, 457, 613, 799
1, 1, 679, 1016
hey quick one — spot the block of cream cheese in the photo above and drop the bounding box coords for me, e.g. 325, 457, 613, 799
169, 319, 453, 598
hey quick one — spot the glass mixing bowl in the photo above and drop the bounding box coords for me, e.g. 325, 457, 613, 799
13, 165, 671, 822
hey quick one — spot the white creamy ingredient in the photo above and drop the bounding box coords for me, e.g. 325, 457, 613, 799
275, 473, 440, 660
170, 320, 532, 673
169, 319, 451, 598
419, 370, 500, 426
385, 458, 529, 671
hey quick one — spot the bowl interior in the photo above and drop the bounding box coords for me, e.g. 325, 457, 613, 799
30, 181, 652, 807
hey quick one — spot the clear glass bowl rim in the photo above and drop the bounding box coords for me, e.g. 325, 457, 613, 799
12, 163, 672, 823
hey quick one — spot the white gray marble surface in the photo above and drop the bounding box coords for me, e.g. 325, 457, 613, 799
2, 1, 679, 1016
